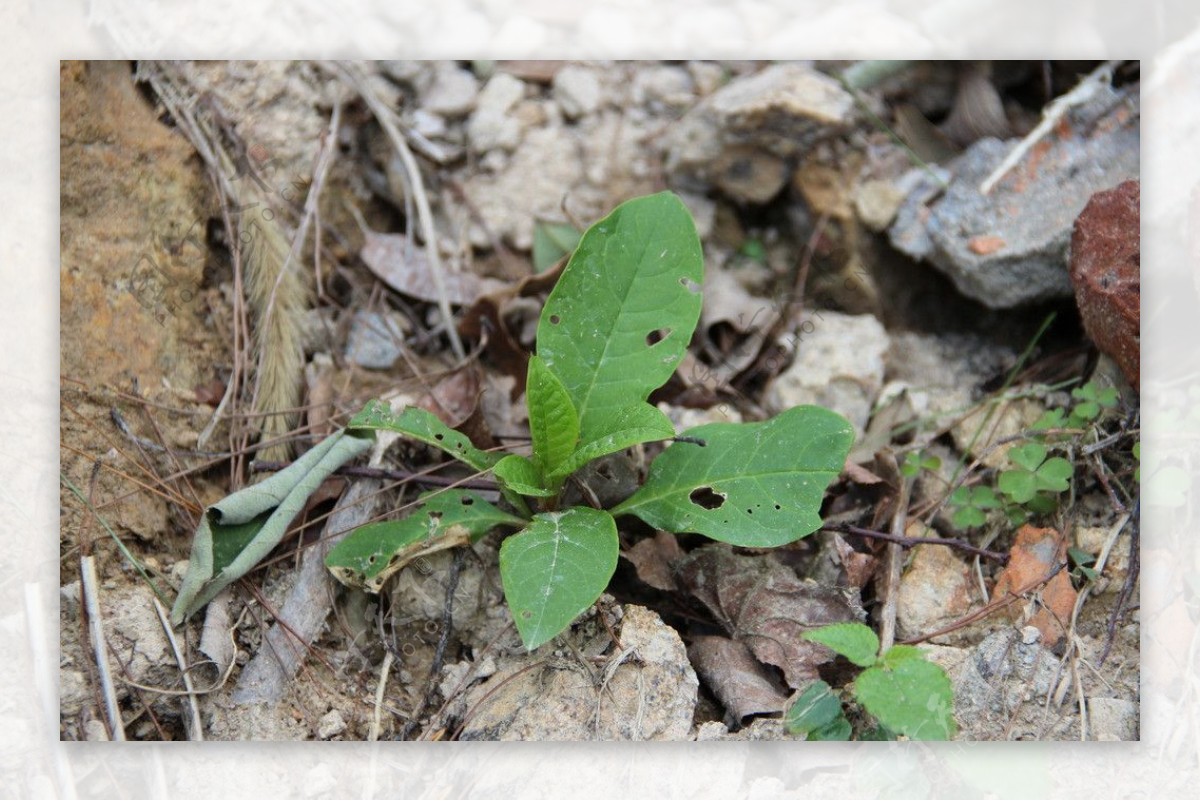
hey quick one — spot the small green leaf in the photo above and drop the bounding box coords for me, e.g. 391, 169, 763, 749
1067, 546, 1096, 568
810, 716, 853, 741
1025, 492, 1059, 514
1096, 387, 1119, 408
1032, 408, 1066, 431
348, 400, 501, 472
881, 644, 925, 668
526, 354, 579, 479
612, 405, 854, 548
952, 506, 985, 529
803, 622, 880, 668
537, 192, 704, 447
1034, 457, 1074, 492
1008, 442, 1047, 472
855, 658, 956, 740
998, 470, 1036, 503
546, 402, 675, 481
1072, 401, 1100, 423
971, 486, 1000, 508
948, 486, 971, 506
326, 490, 525, 592
785, 681, 847, 739
532, 220, 582, 273
500, 507, 619, 650
493, 455, 557, 498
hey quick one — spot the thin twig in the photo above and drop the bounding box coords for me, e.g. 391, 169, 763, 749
335, 61, 466, 361
369, 651, 394, 742
980, 61, 1121, 195
824, 522, 1009, 563
400, 548, 466, 740
151, 598, 204, 741
1100, 502, 1139, 665
81, 555, 125, 741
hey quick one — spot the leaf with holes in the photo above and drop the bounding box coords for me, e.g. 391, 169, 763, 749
499, 507, 619, 650
611, 405, 854, 548
536, 191, 703, 447
347, 400, 500, 472
325, 490, 524, 592
526, 354, 579, 482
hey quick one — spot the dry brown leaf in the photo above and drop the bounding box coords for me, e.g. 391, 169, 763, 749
834, 534, 878, 590
678, 545, 861, 688
417, 366, 482, 428
687, 636, 789, 721
622, 531, 686, 592
361, 230, 505, 306
992, 524, 1077, 647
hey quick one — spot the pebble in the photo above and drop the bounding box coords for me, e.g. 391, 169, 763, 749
1087, 697, 1138, 741
344, 310, 408, 370
422, 65, 479, 117
552, 65, 603, 120
317, 709, 347, 739
767, 310, 889, 434
467, 73, 525, 153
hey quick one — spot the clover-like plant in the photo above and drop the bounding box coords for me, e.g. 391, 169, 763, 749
173, 192, 853, 650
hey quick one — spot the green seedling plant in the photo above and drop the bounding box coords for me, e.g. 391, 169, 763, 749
785, 622, 956, 741
323, 192, 855, 650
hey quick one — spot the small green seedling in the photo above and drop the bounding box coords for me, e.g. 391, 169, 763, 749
1031, 379, 1120, 434
786, 622, 956, 741
946, 485, 1001, 529
325, 192, 855, 650
900, 450, 941, 479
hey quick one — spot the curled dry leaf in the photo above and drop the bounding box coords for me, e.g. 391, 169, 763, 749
833, 534, 878, 590
678, 545, 862, 688
687, 636, 790, 721
361, 230, 506, 306
992, 524, 1077, 647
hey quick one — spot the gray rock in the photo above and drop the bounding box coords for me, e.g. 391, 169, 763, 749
888, 93, 1139, 308
552, 65, 603, 119
423, 65, 479, 117
344, 310, 408, 369
665, 63, 854, 200
317, 709, 346, 739
632, 65, 695, 111
952, 628, 1062, 724
767, 310, 889, 434
458, 604, 697, 740
467, 72, 526, 153
1088, 697, 1138, 740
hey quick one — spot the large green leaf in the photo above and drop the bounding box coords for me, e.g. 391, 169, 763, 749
171, 429, 374, 625
499, 507, 619, 651
536, 192, 703, 446
347, 400, 500, 472
611, 405, 854, 547
325, 489, 524, 592
526, 354, 579, 480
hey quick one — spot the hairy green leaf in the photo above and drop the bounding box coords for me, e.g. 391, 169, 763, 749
804, 622, 880, 668
326, 489, 524, 592
499, 507, 619, 650
526, 354, 579, 480
855, 657, 957, 740
536, 192, 703, 446
171, 430, 373, 625
348, 400, 500, 472
611, 405, 854, 548
493, 454, 557, 498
